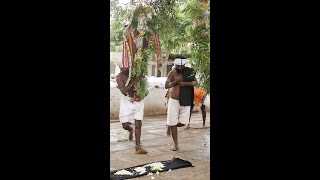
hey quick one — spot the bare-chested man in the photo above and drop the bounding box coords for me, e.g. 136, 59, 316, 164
116, 67, 148, 154
165, 57, 197, 151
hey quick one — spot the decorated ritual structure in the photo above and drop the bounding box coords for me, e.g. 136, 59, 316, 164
121, 0, 162, 100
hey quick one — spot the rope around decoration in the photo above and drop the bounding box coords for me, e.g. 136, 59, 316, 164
123, 19, 133, 87
124, 33, 132, 87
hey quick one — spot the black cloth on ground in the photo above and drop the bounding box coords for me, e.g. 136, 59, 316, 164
110, 157, 194, 180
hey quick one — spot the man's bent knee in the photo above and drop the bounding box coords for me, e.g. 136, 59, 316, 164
122, 122, 130, 129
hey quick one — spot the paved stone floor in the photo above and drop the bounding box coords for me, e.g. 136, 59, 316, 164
110, 111, 211, 180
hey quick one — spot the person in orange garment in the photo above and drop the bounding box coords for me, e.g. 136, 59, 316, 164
185, 86, 207, 129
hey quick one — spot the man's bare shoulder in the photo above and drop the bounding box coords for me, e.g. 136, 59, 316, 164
116, 73, 127, 85
167, 69, 176, 76
116, 72, 126, 79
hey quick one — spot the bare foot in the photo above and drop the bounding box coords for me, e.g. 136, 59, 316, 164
202, 125, 208, 129
171, 146, 179, 151
135, 147, 148, 154
129, 129, 133, 141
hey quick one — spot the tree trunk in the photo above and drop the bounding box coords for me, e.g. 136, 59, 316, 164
159, 40, 174, 77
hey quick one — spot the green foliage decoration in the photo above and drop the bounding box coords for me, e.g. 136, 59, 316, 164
135, 77, 149, 100
124, 2, 156, 99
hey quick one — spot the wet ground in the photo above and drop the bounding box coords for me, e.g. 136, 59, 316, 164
110, 111, 211, 180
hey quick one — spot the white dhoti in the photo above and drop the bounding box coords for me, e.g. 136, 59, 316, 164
166, 98, 190, 126
119, 96, 144, 123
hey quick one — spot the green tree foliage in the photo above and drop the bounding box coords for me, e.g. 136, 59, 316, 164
110, 0, 130, 52
183, 0, 210, 93
148, 1, 194, 76
110, 20, 125, 52
110, 0, 211, 93
110, 0, 193, 56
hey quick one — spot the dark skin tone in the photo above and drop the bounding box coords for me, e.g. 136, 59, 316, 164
185, 104, 207, 129
165, 65, 197, 150
116, 68, 144, 149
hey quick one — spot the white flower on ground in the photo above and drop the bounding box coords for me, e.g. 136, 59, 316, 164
134, 167, 147, 174
114, 169, 133, 175
150, 162, 165, 171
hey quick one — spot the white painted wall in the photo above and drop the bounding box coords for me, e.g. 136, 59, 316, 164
110, 77, 210, 120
